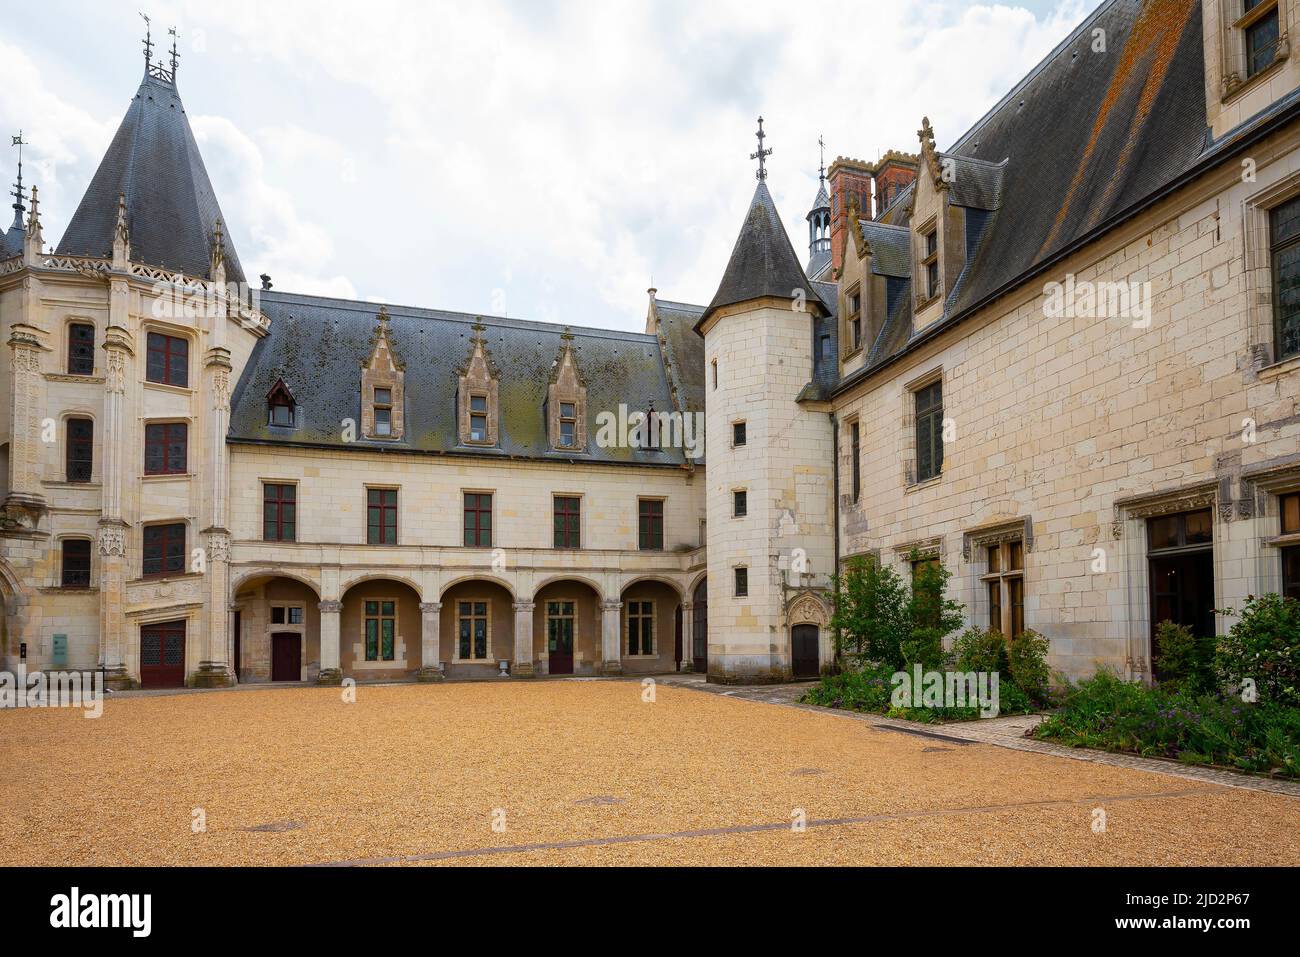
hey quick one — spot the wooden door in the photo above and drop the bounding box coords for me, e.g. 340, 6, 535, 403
547, 601, 574, 675
271, 633, 302, 681
791, 624, 820, 679
691, 580, 708, 672
233, 611, 242, 681
1149, 551, 1215, 678
140, 620, 186, 688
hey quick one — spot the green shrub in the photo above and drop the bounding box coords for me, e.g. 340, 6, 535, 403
800, 662, 895, 713
1153, 619, 1217, 694
1007, 630, 1052, 706
1035, 669, 1300, 777
1215, 594, 1300, 708
830, 556, 909, 669
952, 627, 1008, 674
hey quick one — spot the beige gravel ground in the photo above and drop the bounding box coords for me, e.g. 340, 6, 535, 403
1, 680, 1296, 866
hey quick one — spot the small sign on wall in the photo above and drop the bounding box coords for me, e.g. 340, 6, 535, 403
51, 634, 68, 668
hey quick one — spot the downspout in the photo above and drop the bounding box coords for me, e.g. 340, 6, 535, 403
830, 411, 841, 670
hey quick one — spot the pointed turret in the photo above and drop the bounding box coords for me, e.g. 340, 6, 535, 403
805, 162, 831, 279
56, 65, 245, 284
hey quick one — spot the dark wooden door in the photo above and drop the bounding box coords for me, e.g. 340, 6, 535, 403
1149, 551, 1215, 678
140, 620, 186, 688
233, 611, 242, 681
692, 580, 708, 672
674, 604, 683, 669
271, 633, 302, 681
547, 602, 574, 675
791, 624, 820, 679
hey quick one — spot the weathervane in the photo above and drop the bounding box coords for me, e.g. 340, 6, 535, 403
168, 26, 180, 76
750, 116, 772, 182
140, 12, 153, 67
818, 134, 826, 187
10, 131, 25, 210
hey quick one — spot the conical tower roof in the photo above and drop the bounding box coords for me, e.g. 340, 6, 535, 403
56, 70, 245, 284
699, 181, 822, 327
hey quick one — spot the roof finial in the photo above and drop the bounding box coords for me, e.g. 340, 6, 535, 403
26, 184, 43, 246
209, 216, 225, 272
750, 116, 772, 182
9, 130, 25, 231
818, 134, 826, 187
168, 26, 180, 78
115, 193, 130, 243
140, 12, 153, 68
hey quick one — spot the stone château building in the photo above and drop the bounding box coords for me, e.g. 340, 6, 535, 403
2, 0, 1298, 688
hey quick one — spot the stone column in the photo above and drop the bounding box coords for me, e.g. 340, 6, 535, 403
192, 531, 234, 687
3, 326, 49, 526
317, 600, 343, 685
512, 601, 535, 677
97, 522, 132, 689
681, 600, 694, 672
601, 599, 623, 676
97, 322, 133, 690
417, 601, 443, 681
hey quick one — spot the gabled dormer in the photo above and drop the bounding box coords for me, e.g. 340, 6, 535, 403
547, 330, 587, 452
909, 117, 966, 332
836, 198, 912, 377
267, 379, 296, 428
457, 321, 500, 447
360, 306, 405, 441
1205, 0, 1298, 140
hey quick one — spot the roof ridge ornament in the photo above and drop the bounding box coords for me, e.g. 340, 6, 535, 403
9, 130, 25, 231
750, 116, 772, 182
818, 134, 826, 188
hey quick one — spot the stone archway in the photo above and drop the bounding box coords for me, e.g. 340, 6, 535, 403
786, 592, 830, 680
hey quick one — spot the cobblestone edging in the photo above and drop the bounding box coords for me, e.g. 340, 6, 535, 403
657, 674, 1300, 800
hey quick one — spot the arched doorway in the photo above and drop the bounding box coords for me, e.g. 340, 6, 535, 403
691, 578, 708, 672
791, 624, 820, 679
231, 573, 321, 682
533, 579, 601, 676
341, 578, 424, 680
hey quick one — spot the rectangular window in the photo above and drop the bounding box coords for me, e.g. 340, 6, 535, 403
364, 599, 397, 661
145, 332, 189, 387
61, 539, 91, 588
367, 488, 398, 545
1281, 492, 1300, 600
271, 605, 305, 626
1270, 194, 1300, 361
66, 418, 93, 483
553, 495, 581, 549
922, 228, 939, 300
734, 566, 748, 598
558, 401, 577, 448
142, 522, 186, 578
373, 388, 393, 436
469, 394, 488, 442
144, 422, 187, 476
914, 380, 943, 483
850, 421, 861, 503
638, 498, 664, 550
847, 288, 862, 350
464, 492, 492, 547
988, 579, 1002, 632
67, 323, 95, 375
270, 400, 293, 427
1245, 1, 1281, 78
982, 540, 1025, 637
711, 360, 718, 390
457, 600, 490, 660
627, 600, 654, 656
263, 483, 296, 542
819, 334, 832, 362
732, 421, 746, 447
733, 489, 747, 518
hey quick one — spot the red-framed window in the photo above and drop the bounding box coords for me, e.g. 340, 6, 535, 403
142, 523, 186, 578
146, 332, 189, 387
67, 323, 95, 375
638, 498, 664, 550
61, 539, 92, 588
367, 488, 398, 545
66, 418, 94, 483
144, 422, 187, 475
263, 483, 296, 542
554, 496, 580, 548
464, 492, 492, 547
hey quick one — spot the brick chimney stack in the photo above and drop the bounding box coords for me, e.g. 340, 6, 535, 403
872, 150, 920, 220
827, 156, 873, 276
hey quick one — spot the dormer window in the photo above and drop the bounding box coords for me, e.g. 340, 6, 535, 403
847, 287, 863, 351
469, 394, 489, 442
923, 227, 940, 300
267, 380, 296, 427
546, 333, 587, 452
1243, 0, 1281, 78
361, 307, 405, 441
558, 402, 577, 448
373, 388, 393, 436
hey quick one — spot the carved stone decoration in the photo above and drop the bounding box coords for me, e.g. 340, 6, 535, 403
456, 320, 500, 447
97, 523, 127, 557
318, 600, 343, 614
916, 117, 948, 191
1111, 520, 1124, 540
1115, 483, 1216, 521
547, 330, 588, 452
360, 306, 406, 441
787, 592, 829, 627
961, 517, 1032, 562
206, 531, 230, 563
895, 537, 943, 561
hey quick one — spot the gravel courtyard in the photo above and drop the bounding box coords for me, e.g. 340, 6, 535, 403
2, 680, 1297, 866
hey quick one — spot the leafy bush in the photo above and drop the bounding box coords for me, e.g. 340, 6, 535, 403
830, 556, 909, 669
952, 627, 1008, 674
888, 675, 1035, 724
800, 662, 895, 713
1034, 669, 1300, 777
1215, 594, 1300, 708
1153, 619, 1216, 695
905, 553, 965, 670
1007, 630, 1052, 706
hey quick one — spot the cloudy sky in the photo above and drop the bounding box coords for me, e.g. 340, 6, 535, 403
1, 0, 1094, 331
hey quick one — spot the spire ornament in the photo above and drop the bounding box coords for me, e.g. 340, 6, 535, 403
818, 134, 826, 188
750, 116, 772, 182
10, 131, 26, 231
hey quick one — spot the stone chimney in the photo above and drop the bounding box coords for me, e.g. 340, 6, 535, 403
873, 150, 919, 220
827, 157, 873, 275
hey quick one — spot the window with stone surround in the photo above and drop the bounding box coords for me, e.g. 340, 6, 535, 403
846, 285, 862, 353
638, 498, 664, 550
981, 541, 1025, 638
1270, 193, 1300, 360
361, 307, 405, 441
627, 600, 655, 656
457, 323, 499, 447
263, 483, 296, 542
61, 538, 92, 588
144, 422, 187, 476
364, 599, 397, 662
922, 227, 940, 300
913, 380, 943, 483
732, 420, 746, 447
66, 417, 93, 483
270, 604, 304, 625
1281, 491, 1300, 599
67, 322, 95, 376
734, 565, 749, 598
367, 487, 398, 545
848, 419, 861, 503
456, 600, 490, 661
733, 489, 747, 518
146, 331, 189, 388
267, 380, 296, 428
553, 495, 581, 549
547, 335, 587, 451
142, 522, 186, 578
464, 492, 492, 547
1242, 0, 1283, 79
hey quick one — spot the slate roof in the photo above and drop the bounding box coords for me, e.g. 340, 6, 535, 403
699, 181, 824, 328
943, 155, 1006, 211
55, 71, 246, 284
652, 298, 706, 418
857, 220, 911, 278
228, 291, 691, 467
